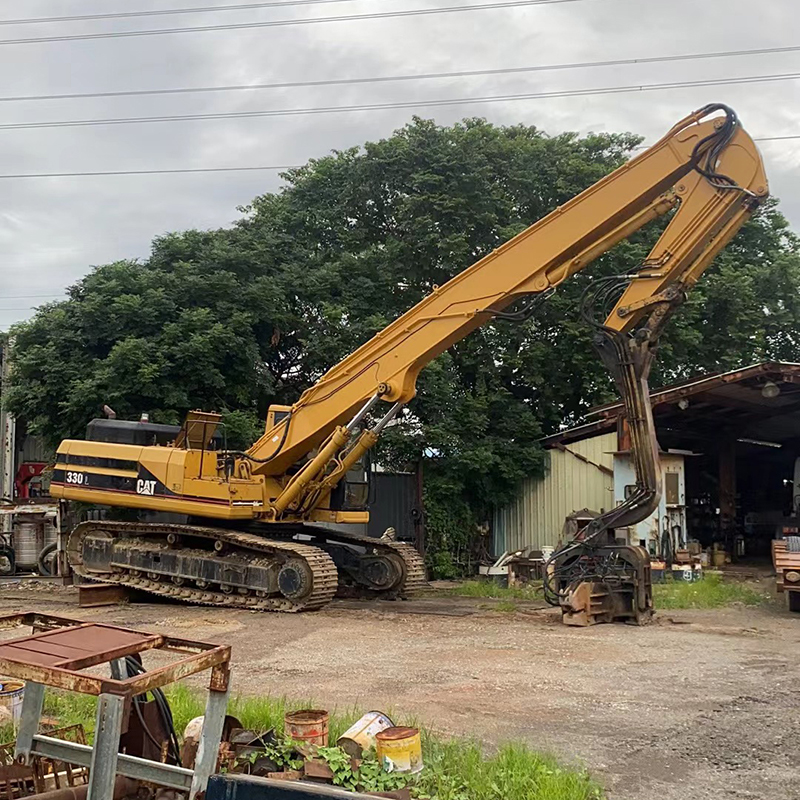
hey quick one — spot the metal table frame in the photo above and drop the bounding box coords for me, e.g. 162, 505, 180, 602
0, 612, 231, 800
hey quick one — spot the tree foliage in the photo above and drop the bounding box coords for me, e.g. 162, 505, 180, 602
6, 117, 800, 575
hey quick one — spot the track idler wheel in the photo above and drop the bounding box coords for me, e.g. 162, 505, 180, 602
278, 559, 314, 601
361, 553, 405, 592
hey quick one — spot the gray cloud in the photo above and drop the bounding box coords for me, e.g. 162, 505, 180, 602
1, 0, 798, 329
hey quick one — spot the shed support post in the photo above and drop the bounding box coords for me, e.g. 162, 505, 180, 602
719, 437, 737, 543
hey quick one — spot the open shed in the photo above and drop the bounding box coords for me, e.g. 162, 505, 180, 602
494, 362, 800, 560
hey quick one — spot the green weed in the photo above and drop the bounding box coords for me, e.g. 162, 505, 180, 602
9, 687, 603, 800
416, 738, 603, 800
432, 580, 542, 601
653, 572, 769, 609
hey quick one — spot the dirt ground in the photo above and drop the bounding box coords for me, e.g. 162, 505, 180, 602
0, 583, 798, 800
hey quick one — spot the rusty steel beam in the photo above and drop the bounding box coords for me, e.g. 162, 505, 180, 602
0, 613, 84, 632
160, 635, 228, 654
209, 661, 231, 693
78, 583, 131, 608
120, 645, 231, 697
0, 660, 109, 695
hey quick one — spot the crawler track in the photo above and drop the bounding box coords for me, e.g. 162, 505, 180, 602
69, 521, 338, 612
69, 520, 428, 611
387, 541, 428, 598
290, 526, 428, 600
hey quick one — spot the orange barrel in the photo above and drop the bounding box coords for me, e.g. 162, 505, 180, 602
337, 711, 395, 757
284, 709, 329, 746
375, 726, 423, 773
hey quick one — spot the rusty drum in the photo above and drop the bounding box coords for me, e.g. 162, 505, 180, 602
0, 679, 24, 723
284, 709, 329, 746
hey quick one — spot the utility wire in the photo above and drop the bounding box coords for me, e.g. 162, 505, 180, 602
633, 133, 800, 150
1, 71, 798, 131
753, 134, 800, 142
3, 44, 799, 104
0, 165, 300, 178
1, 0, 367, 26
0, 0, 589, 47
0, 136, 796, 181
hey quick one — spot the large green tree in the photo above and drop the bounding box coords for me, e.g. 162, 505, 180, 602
6, 117, 799, 575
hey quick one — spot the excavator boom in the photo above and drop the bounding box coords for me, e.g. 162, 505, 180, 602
247, 107, 767, 480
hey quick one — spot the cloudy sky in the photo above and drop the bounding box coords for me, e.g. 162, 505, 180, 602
1, 0, 798, 331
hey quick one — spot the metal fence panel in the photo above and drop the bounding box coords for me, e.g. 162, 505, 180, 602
368, 472, 419, 541
493, 432, 616, 555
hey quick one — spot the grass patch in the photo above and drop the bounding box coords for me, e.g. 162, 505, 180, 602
653, 572, 769, 609
1, 686, 603, 800
419, 738, 602, 800
433, 580, 542, 601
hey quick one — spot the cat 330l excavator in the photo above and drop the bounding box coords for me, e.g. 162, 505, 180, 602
52, 104, 768, 622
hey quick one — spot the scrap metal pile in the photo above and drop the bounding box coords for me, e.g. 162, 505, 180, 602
0, 613, 423, 800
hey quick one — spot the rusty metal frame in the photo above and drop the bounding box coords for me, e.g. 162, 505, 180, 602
1, 612, 232, 800
0, 612, 230, 696
541, 361, 800, 449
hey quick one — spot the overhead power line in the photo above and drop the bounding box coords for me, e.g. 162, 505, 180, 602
0, 165, 300, 178
0, 137, 797, 182
1, 71, 798, 132
2, 294, 67, 298
3, 44, 800, 104
1, 0, 365, 26
754, 134, 800, 142
0, 0, 587, 46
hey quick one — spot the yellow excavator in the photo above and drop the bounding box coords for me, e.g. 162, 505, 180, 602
51, 104, 768, 619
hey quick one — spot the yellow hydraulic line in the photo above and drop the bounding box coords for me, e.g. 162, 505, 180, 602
298, 429, 380, 515
269, 426, 350, 517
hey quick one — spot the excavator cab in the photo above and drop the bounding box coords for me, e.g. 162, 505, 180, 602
266, 405, 291, 432
329, 451, 371, 512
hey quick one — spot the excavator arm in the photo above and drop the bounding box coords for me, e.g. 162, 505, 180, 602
254, 105, 767, 526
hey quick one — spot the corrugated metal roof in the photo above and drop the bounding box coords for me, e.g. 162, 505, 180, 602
493, 432, 615, 555
541, 361, 800, 447
588, 361, 800, 419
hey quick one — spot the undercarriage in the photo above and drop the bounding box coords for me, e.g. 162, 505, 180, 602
69, 520, 427, 612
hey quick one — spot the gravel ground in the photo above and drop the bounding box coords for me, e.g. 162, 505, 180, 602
0, 583, 798, 799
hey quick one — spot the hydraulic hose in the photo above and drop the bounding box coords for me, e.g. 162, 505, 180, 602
37, 542, 57, 576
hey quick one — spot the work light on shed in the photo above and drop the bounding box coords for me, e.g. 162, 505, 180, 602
761, 381, 780, 399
